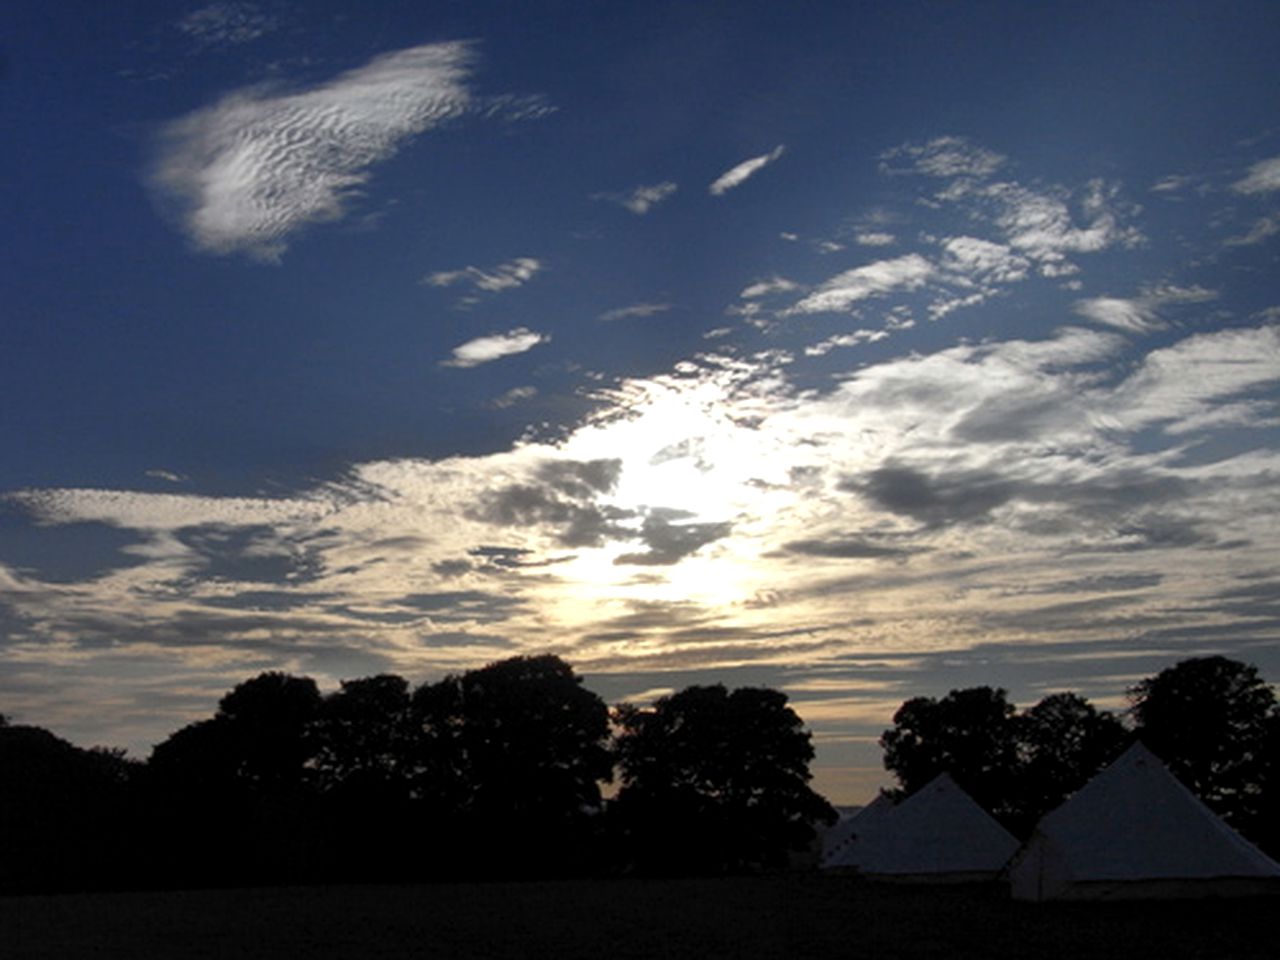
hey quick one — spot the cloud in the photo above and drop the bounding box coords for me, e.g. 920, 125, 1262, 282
1225, 216, 1280, 247
614, 509, 732, 566
780, 536, 915, 560
855, 232, 896, 247
879, 136, 1006, 179
849, 466, 1018, 529
1231, 156, 1280, 194
424, 257, 543, 293
804, 330, 888, 357
599, 303, 672, 322
983, 179, 1143, 270
709, 145, 785, 196
468, 459, 630, 547
1074, 284, 1217, 334
787, 254, 934, 314
177, 3, 277, 47
1151, 174, 1193, 194
1109, 324, 1280, 431
884, 140, 1142, 275
740, 277, 799, 299
488, 386, 538, 409
594, 182, 678, 214
937, 236, 1029, 286
152, 42, 544, 259
442, 328, 548, 368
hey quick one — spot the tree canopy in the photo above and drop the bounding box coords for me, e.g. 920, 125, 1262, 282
613, 684, 835, 873
881, 686, 1127, 832
1129, 655, 1278, 831
880, 686, 1021, 821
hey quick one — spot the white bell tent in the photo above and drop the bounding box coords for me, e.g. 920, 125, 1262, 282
1009, 741, 1280, 901
822, 773, 1019, 881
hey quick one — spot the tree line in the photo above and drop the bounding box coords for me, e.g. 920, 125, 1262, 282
879, 655, 1280, 849
3, 653, 1276, 894
0, 655, 833, 893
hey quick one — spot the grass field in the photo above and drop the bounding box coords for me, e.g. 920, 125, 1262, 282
2, 875, 1275, 959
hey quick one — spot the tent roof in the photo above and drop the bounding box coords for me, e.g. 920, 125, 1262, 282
1022, 741, 1280, 882
821, 792, 893, 863
824, 773, 1019, 875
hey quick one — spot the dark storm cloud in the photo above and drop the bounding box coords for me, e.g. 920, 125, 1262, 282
778, 535, 919, 560
176, 524, 323, 583
431, 545, 572, 578
952, 393, 1084, 443
1065, 514, 1217, 553
470, 545, 536, 566
81, 609, 354, 649
202, 590, 337, 611
846, 463, 1195, 532
578, 599, 712, 638
976, 593, 1173, 635
468, 459, 632, 547
1022, 573, 1165, 595
613, 509, 732, 566
536, 458, 622, 497
396, 590, 528, 623
846, 466, 1017, 528
432, 558, 474, 578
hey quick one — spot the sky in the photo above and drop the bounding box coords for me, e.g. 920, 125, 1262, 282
2, 0, 1279, 802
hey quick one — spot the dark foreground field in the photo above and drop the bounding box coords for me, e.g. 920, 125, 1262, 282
3, 875, 1275, 960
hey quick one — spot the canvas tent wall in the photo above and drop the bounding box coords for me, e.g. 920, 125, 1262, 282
822, 773, 1019, 881
820, 793, 893, 867
1009, 741, 1280, 901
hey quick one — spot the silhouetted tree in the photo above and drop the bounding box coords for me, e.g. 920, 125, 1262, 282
612, 685, 835, 874
216, 671, 322, 792
147, 717, 243, 796
1014, 691, 1127, 830
880, 686, 1020, 822
410, 655, 613, 874
146, 672, 323, 885
1130, 656, 1277, 831
311, 674, 413, 797
0, 724, 140, 892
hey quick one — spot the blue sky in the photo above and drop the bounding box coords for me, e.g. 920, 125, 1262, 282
3, 1, 1279, 801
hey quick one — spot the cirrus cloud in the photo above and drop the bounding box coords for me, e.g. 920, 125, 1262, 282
442, 328, 548, 368
709, 145, 785, 196
1231, 156, 1280, 195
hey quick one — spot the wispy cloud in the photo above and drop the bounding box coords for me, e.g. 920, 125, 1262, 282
709, 145, 785, 196
803, 330, 888, 356
1074, 284, 1216, 334
598, 302, 672, 322
152, 42, 546, 260
787, 254, 933, 315
594, 182, 678, 215
1151, 174, 1193, 194
1225, 216, 1280, 247
488, 386, 538, 409
740, 277, 799, 299
442, 328, 548, 368
1231, 156, 1280, 194
855, 232, 896, 247
425, 257, 543, 293
177, 2, 277, 47
879, 135, 1006, 179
